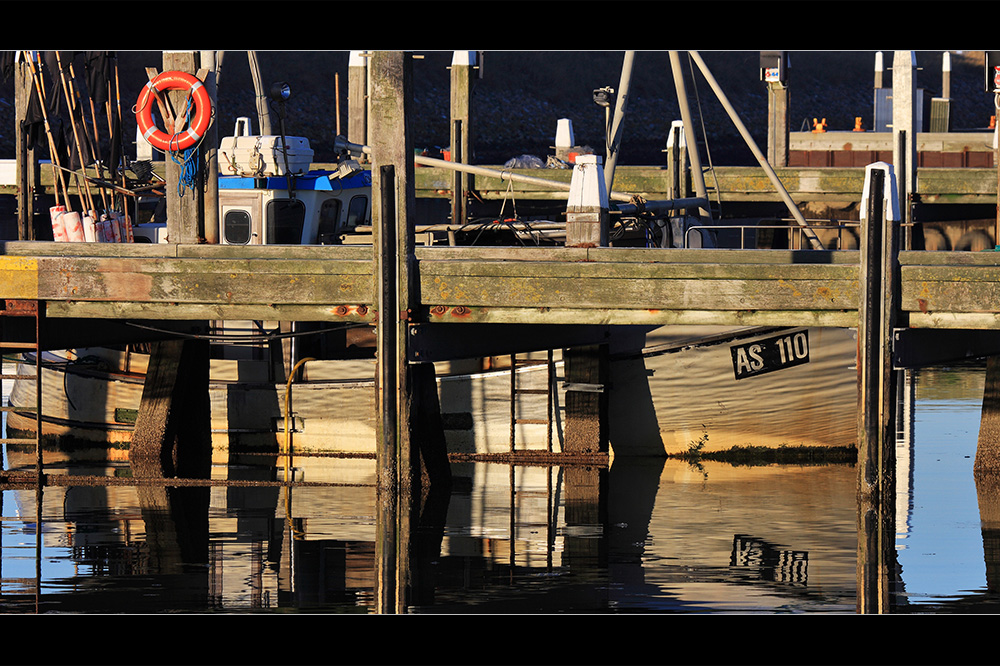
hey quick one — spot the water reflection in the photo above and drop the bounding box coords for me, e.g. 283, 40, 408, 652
3, 364, 1000, 613
0, 446, 861, 613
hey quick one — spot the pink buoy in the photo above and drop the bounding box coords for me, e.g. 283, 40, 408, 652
109, 211, 122, 243
62, 211, 86, 242
98, 214, 111, 242
83, 212, 97, 242
49, 205, 68, 242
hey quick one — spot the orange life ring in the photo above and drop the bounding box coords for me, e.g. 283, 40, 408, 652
135, 70, 212, 152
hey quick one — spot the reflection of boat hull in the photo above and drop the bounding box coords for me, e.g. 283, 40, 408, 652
4, 326, 859, 457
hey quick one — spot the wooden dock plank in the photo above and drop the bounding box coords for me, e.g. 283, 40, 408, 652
3, 242, 1000, 330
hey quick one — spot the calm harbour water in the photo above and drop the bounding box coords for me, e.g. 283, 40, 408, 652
0, 363, 995, 614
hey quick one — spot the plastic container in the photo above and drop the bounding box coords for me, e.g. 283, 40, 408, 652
219, 135, 313, 177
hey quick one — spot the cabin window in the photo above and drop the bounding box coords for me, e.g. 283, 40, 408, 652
345, 195, 368, 230
318, 198, 342, 244
224, 209, 252, 244
266, 198, 306, 244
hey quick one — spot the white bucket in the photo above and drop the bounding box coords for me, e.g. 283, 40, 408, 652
49, 205, 68, 242
62, 211, 86, 242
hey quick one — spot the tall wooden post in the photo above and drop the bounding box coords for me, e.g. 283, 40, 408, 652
892, 51, 917, 249
378, 52, 413, 613
163, 51, 205, 245
761, 51, 789, 168
200, 51, 219, 245
348, 51, 369, 156
15, 55, 38, 240
565, 154, 608, 248
976, 61, 1000, 474
564, 154, 610, 454
857, 161, 901, 614
449, 51, 476, 225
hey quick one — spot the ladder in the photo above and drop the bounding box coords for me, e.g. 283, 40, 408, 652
508, 350, 556, 452
1, 299, 43, 472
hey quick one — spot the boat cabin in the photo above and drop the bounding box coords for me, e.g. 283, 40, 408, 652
218, 170, 371, 246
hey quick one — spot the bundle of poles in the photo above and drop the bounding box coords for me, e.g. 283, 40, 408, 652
22, 50, 137, 243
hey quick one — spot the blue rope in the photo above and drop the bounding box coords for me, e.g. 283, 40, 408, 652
167, 95, 200, 197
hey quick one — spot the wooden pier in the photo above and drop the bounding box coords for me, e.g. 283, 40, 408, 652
3, 50, 999, 613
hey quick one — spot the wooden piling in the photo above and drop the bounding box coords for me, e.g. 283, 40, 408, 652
563, 344, 610, 455
130, 338, 212, 479
856, 162, 900, 613
348, 51, 369, 153
162, 51, 205, 245
371, 51, 451, 614
761, 51, 789, 168
14, 56, 39, 240
892, 51, 917, 242
200, 51, 219, 245
449, 51, 476, 226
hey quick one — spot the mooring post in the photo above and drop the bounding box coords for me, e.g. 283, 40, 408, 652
14, 54, 38, 240
760, 51, 789, 168
975, 62, 1000, 475
162, 51, 205, 245
348, 51, 369, 155
563, 155, 610, 454
371, 51, 450, 614
892, 51, 917, 249
450, 51, 476, 226
199, 50, 219, 245
857, 161, 901, 613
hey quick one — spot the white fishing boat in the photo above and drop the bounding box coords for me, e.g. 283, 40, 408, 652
3, 322, 859, 460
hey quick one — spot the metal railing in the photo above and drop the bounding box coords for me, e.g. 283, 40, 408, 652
684, 220, 862, 250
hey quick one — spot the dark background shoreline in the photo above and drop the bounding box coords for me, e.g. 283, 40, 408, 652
2, 50, 995, 168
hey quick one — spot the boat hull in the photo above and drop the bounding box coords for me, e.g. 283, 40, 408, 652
3, 326, 859, 458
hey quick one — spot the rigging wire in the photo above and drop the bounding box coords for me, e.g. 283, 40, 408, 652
686, 53, 724, 217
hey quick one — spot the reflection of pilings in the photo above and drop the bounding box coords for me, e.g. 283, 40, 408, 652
975, 471, 1000, 593
895, 369, 914, 544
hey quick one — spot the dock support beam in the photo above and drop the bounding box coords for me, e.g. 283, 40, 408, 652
371, 51, 450, 614
130, 338, 212, 479
857, 162, 901, 613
